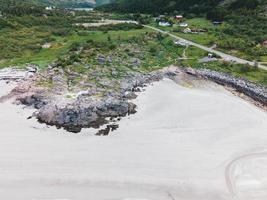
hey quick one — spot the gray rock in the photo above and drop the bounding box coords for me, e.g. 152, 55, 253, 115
124, 92, 137, 100
97, 55, 106, 65
194, 68, 267, 105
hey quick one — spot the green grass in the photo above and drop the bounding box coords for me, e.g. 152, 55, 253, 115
173, 18, 219, 46
152, 17, 267, 62
1, 13, 266, 89
0, 28, 153, 68
184, 18, 214, 29
176, 32, 217, 46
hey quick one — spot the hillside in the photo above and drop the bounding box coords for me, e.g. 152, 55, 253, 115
97, 0, 223, 14
0, 0, 96, 8
97, 0, 267, 15
43, 0, 95, 7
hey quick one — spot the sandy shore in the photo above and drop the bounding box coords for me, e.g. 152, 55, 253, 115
0, 79, 267, 200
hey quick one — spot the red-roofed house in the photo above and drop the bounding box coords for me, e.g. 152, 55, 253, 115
175, 15, 183, 20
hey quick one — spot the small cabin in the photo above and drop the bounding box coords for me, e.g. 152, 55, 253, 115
175, 15, 183, 20
208, 53, 213, 58
179, 22, 188, 27
183, 28, 191, 33
42, 43, 52, 49
45, 6, 54, 11
213, 21, 222, 26
159, 21, 171, 27
174, 40, 189, 47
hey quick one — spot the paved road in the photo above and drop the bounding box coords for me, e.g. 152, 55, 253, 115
143, 25, 267, 71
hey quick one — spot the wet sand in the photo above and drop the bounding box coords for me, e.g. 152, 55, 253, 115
0, 79, 267, 200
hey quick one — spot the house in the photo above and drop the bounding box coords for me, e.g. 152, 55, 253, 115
45, 6, 55, 11
179, 22, 188, 27
213, 21, 222, 26
198, 28, 208, 33
183, 28, 191, 33
155, 15, 166, 22
208, 53, 213, 58
191, 28, 199, 33
187, 28, 208, 34
42, 43, 52, 49
175, 15, 183, 20
174, 40, 189, 47
263, 40, 267, 47
159, 21, 171, 27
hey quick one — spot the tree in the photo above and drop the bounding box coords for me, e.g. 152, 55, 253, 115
207, 7, 227, 21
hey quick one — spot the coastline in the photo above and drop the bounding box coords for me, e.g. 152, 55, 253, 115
1, 66, 266, 133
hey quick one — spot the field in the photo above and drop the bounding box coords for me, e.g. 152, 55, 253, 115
0, 27, 157, 68
0, 10, 266, 87
153, 18, 267, 63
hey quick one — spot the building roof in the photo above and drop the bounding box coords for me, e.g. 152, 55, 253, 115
159, 21, 171, 25
179, 22, 188, 27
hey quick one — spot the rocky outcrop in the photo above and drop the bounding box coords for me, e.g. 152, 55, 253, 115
10, 66, 266, 133
190, 68, 267, 106
36, 97, 136, 133
33, 72, 163, 133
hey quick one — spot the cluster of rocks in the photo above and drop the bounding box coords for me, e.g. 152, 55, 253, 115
20, 70, 164, 133
96, 124, 119, 136
36, 96, 137, 133
191, 68, 267, 106
0, 64, 38, 81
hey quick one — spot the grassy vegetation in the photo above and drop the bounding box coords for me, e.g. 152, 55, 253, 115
0, 3, 266, 88
0, 10, 152, 68
54, 30, 184, 74
173, 18, 217, 46
152, 17, 267, 63
0, 28, 153, 68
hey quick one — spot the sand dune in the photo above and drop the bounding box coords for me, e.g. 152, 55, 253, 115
0, 79, 267, 200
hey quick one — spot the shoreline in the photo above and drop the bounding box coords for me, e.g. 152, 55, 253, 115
1, 66, 266, 133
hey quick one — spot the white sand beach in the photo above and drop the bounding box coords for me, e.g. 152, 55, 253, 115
0, 79, 267, 200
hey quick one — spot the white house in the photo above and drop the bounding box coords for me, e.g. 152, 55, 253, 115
208, 53, 213, 58
183, 28, 191, 33
174, 40, 189, 47
42, 43, 52, 49
179, 22, 188, 27
159, 21, 171, 27
45, 6, 54, 11
175, 15, 183, 20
